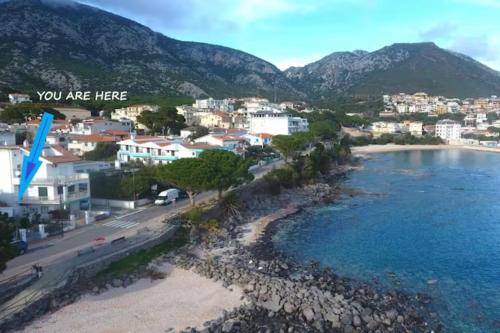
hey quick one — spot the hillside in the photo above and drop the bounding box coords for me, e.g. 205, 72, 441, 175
0, 0, 302, 100
1, 1, 500, 102
284, 43, 500, 99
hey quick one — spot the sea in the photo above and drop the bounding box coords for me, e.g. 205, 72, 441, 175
272, 149, 500, 332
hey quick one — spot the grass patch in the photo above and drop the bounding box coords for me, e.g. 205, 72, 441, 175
96, 227, 189, 279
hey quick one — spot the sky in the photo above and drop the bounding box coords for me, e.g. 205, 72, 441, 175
75, 0, 500, 71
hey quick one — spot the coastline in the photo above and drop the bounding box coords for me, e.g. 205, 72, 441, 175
12, 163, 441, 333
352, 144, 500, 155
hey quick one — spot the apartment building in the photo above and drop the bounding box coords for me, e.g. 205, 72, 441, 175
435, 119, 462, 141
67, 134, 123, 156
8, 93, 31, 104
0, 145, 90, 218
111, 104, 159, 130
192, 98, 234, 112
116, 136, 216, 165
249, 112, 309, 135
71, 118, 132, 135
194, 134, 245, 152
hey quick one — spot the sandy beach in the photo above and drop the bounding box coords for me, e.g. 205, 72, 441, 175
18, 264, 243, 333
352, 144, 500, 154
239, 206, 299, 246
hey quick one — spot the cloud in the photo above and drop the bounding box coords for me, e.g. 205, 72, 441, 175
269, 54, 324, 70
76, 0, 319, 33
419, 23, 456, 41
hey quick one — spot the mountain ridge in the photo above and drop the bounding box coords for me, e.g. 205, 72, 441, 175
1, 0, 500, 101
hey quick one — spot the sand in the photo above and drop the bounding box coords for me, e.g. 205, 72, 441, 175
239, 206, 299, 246
19, 264, 243, 333
352, 144, 500, 154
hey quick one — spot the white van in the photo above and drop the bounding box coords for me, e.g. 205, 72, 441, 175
154, 188, 179, 205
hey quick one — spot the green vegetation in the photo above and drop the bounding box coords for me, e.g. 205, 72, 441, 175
347, 133, 444, 146
77, 95, 194, 115
200, 150, 254, 200
82, 143, 119, 161
96, 227, 188, 278
272, 134, 310, 163
0, 103, 66, 124
90, 166, 158, 200
0, 213, 16, 273
187, 126, 209, 140
157, 158, 207, 206
136, 106, 186, 135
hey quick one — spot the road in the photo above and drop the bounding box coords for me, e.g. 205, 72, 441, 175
0, 159, 283, 281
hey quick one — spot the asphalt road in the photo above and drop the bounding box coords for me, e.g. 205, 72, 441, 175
1, 159, 282, 280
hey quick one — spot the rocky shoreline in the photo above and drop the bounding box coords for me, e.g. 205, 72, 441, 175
6, 163, 443, 333
164, 164, 442, 333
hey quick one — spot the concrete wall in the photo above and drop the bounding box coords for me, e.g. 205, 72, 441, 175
91, 198, 151, 209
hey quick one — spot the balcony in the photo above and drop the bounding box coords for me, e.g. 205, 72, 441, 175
12, 173, 89, 186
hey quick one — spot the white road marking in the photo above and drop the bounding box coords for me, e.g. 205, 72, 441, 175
103, 219, 139, 229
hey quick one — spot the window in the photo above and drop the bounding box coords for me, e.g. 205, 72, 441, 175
68, 185, 75, 193
38, 187, 48, 198
78, 183, 88, 192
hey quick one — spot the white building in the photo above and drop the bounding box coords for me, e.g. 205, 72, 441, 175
116, 136, 216, 165
249, 112, 309, 135
242, 133, 273, 146
0, 130, 16, 145
194, 134, 245, 152
71, 118, 132, 135
370, 122, 408, 135
67, 134, 122, 156
8, 93, 31, 104
111, 105, 159, 130
193, 98, 234, 112
0, 145, 90, 218
435, 119, 462, 141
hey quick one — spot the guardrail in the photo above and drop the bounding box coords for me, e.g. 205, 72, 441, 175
0, 222, 180, 325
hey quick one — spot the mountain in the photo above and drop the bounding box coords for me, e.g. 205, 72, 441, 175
1, 1, 499, 102
0, 0, 303, 100
285, 42, 500, 99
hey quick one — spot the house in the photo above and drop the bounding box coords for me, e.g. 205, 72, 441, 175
242, 133, 273, 146
199, 112, 233, 129
0, 145, 90, 218
27, 119, 72, 134
369, 122, 407, 135
402, 121, 423, 136
54, 107, 92, 120
71, 118, 132, 135
111, 104, 159, 130
435, 119, 461, 141
8, 93, 31, 104
249, 112, 308, 135
67, 134, 123, 156
194, 134, 245, 152
116, 136, 216, 165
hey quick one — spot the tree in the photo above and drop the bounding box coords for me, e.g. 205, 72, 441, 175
272, 134, 308, 163
199, 150, 254, 200
136, 106, 186, 135
0, 214, 15, 273
187, 126, 210, 140
310, 122, 338, 141
82, 142, 119, 161
120, 166, 158, 200
157, 158, 207, 206
0, 104, 65, 124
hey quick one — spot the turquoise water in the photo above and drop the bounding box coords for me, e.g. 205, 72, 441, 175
273, 150, 500, 332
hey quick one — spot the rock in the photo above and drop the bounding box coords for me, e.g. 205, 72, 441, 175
340, 313, 353, 326
222, 319, 239, 332
283, 302, 296, 314
260, 293, 282, 312
353, 315, 361, 327
244, 283, 255, 292
111, 279, 122, 288
302, 307, 315, 322
386, 309, 398, 321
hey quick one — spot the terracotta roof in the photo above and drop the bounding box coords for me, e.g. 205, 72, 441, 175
22, 145, 81, 164
182, 143, 218, 150
70, 134, 119, 143
103, 130, 130, 137
251, 133, 273, 138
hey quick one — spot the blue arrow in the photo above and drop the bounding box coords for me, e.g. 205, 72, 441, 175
18, 112, 54, 201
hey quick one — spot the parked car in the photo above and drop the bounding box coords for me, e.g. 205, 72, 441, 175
11, 240, 28, 255
154, 188, 179, 205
